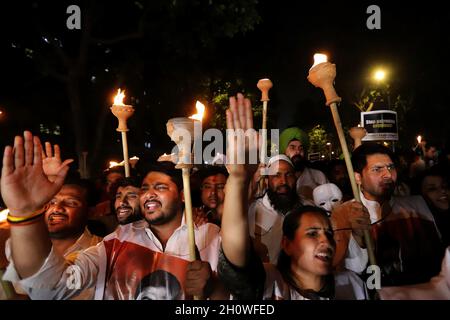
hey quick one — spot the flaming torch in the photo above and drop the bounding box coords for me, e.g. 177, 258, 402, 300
166, 116, 199, 298
308, 53, 377, 269
110, 89, 135, 177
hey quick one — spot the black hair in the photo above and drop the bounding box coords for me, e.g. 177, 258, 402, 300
196, 165, 229, 184
277, 205, 334, 299
135, 270, 182, 300
411, 166, 449, 195
63, 175, 98, 207
109, 176, 143, 214
143, 161, 183, 191
351, 143, 395, 174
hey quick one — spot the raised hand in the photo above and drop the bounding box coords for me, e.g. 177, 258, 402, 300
42, 142, 74, 181
1, 131, 70, 216
225, 93, 259, 180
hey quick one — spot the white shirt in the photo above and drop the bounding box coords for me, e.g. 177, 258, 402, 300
345, 192, 439, 274
248, 194, 284, 264
3, 228, 101, 300
296, 167, 328, 201
3, 215, 221, 300
263, 264, 368, 300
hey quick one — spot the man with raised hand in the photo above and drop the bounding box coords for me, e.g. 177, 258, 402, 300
1, 131, 224, 300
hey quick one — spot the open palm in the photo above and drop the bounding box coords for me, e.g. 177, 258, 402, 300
225, 93, 259, 179
42, 142, 74, 178
1, 132, 69, 215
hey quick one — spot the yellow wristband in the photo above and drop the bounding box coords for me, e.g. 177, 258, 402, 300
7, 207, 47, 223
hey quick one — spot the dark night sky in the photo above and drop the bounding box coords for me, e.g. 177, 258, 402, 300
0, 1, 449, 171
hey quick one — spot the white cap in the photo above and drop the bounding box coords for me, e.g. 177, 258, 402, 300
267, 154, 294, 168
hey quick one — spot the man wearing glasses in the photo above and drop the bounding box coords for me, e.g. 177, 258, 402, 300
331, 143, 445, 288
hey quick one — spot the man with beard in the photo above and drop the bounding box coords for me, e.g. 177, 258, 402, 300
279, 127, 328, 202
332, 143, 445, 287
112, 177, 143, 225
1, 132, 224, 300
248, 155, 304, 264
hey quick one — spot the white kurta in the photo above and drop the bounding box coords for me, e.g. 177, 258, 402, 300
3, 216, 221, 300
4, 227, 101, 300
296, 167, 328, 201
248, 194, 284, 264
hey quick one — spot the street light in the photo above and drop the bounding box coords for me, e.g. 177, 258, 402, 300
372, 67, 391, 109
326, 142, 332, 160
373, 69, 386, 82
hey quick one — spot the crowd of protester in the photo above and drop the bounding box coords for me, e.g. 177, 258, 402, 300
0, 93, 448, 300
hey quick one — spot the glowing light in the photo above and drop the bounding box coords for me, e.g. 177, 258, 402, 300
374, 69, 386, 82
157, 153, 176, 163
417, 135, 422, 144
311, 53, 328, 69
109, 161, 120, 168
0, 209, 9, 223
113, 89, 126, 106
189, 101, 205, 122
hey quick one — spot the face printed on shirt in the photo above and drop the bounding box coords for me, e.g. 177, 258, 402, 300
140, 172, 183, 226
45, 185, 88, 239
313, 183, 343, 215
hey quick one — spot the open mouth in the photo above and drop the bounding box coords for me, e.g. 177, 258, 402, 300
48, 213, 68, 224
117, 206, 132, 217
144, 200, 162, 212
314, 248, 334, 262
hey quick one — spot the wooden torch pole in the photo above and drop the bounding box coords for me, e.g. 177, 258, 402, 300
307, 56, 377, 269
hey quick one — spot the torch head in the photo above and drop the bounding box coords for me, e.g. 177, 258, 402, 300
110, 105, 135, 132
166, 117, 197, 168
257, 78, 273, 102
307, 59, 341, 106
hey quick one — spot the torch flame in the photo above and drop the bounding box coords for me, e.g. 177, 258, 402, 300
109, 161, 120, 168
311, 53, 328, 69
189, 101, 205, 122
113, 89, 126, 106
0, 208, 9, 223
417, 135, 422, 144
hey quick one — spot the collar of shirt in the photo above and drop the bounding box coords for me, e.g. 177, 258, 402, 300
359, 191, 394, 224
143, 211, 199, 253
65, 227, 101, 257
252, 194, 284, 231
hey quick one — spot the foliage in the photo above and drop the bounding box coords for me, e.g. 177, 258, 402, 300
308, 124, 328, 155
199, 78, 262, 130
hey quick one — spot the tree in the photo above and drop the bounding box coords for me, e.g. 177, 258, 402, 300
308, 124, 328, 156
10, 0, 261, 177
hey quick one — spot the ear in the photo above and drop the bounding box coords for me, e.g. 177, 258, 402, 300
355, 172, 362, 185
281, 236, 293, 256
